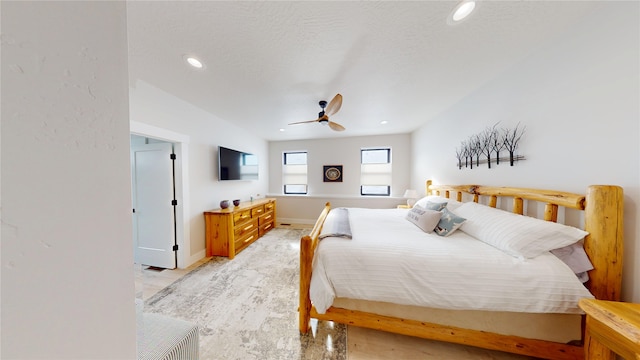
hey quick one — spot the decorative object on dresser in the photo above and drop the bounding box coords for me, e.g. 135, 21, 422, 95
204, 198, 276, 259
233, 199, 240, 207
220, 200, 230, 209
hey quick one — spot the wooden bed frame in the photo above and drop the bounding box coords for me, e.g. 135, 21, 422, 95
299, 181, 624, 360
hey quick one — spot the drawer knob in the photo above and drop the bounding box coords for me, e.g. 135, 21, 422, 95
244, 224, 254, 231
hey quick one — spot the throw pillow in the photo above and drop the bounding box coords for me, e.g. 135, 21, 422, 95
424, 201, 447, 211
406, 207, 442, 233
433, 208, 466, 237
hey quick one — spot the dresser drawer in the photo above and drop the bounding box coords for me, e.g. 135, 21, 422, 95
234, 218, 258, 238
251, 205, 265, 217
259, 221, 274, 236
258, 211, 274, 225
235, 228, 259, 252
265, 202, 275, 212
233, 210, 251, 225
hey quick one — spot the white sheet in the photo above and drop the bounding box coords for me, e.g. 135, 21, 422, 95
310, 208, 594, 314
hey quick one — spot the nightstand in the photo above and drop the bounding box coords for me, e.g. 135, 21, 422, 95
579, 298, 640, 360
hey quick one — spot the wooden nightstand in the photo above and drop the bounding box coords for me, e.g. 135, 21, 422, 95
579, 298, 640, 360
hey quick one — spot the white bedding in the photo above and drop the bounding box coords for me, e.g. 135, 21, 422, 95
309, 208, 594, 314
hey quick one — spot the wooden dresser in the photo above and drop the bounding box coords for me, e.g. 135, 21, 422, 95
204, 198, 276, 259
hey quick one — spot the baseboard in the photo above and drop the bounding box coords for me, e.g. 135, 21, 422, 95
183, 249, 206, 269
277, 217, 316, 226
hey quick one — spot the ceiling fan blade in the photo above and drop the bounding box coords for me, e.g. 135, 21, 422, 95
328, 121, 346, 131
325, 94, 342, 116
288, 119, 320, 125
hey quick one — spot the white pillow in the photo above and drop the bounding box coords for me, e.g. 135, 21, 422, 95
454, 201, 589, 259
414, 195, 463, 211
406, 207, 442, 233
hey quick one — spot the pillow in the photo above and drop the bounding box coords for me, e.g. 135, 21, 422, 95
424, 201, 447, 211
406, 207, 442, 233
319, 208, 352, 239
454, 201, 589, 259
433, 208, 466, 237
550, 241, 594, 282
414, 195, 463, 211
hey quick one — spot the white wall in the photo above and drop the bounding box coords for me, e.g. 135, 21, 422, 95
129, 81, 269, 263
268, 134, 411, 223
1, 2, 137, 358
411, 2, 639, 302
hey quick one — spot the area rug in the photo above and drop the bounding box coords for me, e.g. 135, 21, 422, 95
143, 227, 346, 360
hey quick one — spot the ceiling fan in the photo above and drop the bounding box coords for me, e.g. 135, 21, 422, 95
288, 94, 346, 131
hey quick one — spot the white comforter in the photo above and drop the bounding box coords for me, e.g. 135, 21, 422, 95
310, 208, 594, 314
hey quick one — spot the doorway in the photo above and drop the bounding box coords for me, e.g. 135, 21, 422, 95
131, 135, 177, 269
130, 121, 190, 269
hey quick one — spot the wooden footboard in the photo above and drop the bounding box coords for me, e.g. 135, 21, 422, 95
299, 202, 331, 333
298, 183, 624, 360
311, 306, 583, 359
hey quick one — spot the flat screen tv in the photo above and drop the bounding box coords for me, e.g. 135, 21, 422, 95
218, 146, 258, 181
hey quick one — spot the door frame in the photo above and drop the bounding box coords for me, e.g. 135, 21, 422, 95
130, 121, 192, 269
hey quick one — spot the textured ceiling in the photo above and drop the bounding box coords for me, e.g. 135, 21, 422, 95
126, 1, 601, 141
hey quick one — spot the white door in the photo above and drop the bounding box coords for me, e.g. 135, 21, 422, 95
132, 142, 176, 269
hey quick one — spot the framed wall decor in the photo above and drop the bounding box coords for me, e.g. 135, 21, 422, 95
323, 165, 343, 182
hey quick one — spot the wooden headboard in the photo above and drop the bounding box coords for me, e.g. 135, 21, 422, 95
426, 180, 624, 301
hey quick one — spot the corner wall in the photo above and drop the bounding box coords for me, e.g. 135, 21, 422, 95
129, 81, 270, 264
410, 2, 639, 302
1, 2, 137, 357
268, 134, 412, 223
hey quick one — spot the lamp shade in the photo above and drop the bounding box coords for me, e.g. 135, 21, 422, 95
403, 189, 418, 199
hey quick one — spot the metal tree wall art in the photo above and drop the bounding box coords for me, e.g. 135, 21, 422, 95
456, 123, 526, 169
490, 125, 505, 165
455, 145, 464, 170
502, 123, 526, 166
479, 126, 496, 168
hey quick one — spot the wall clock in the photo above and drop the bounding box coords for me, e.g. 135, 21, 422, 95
323, 165, 343, 182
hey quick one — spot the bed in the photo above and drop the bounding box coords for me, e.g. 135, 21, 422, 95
299, 181, 624, 360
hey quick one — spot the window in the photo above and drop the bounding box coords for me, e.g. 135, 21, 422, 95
283, 151, 307, 194
360, 148, 391, 196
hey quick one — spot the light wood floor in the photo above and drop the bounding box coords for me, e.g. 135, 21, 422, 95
137, 257, 535, 359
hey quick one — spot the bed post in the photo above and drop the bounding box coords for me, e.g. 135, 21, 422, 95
583, 185, 624, 302
425, 180, 432, 195
299, 233, 313, 333
299, 202, 332, 334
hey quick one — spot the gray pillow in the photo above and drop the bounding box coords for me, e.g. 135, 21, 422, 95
424, 201, 447, 211
434, 208, 466, 237
406, 207, 442, 233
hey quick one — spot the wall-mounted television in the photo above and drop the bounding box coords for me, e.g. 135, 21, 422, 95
218, 146, 258, 181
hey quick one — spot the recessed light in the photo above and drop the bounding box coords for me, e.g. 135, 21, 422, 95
380, 121, 388, 125
449, 1, 476, 24
279, 128, 285, 132
184, 55, 204, 69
